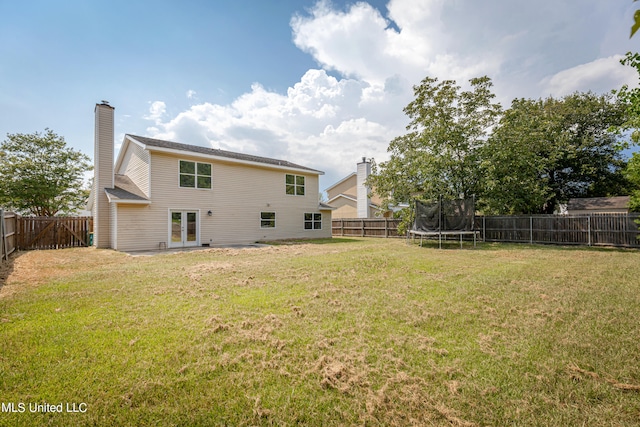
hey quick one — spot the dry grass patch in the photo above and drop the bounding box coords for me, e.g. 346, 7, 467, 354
1, 239, 640, 426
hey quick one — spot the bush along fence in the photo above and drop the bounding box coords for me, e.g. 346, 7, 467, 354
332, 213, 640, 248
1, 209, 17, 261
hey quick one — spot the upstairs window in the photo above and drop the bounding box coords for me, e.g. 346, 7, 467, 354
304, 213, 322, 230
286, 174, 305, 196
180, 160, 212, 189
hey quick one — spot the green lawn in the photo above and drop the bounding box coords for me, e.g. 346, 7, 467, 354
1, 238, 639, 426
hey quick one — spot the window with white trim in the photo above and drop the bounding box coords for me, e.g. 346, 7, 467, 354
285, 174, 305, 196
260, 212, 276, 228
304, 213, 322, 230
180, 160, 212, 189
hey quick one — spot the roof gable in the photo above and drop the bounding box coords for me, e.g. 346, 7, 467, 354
325, 172, 356, 193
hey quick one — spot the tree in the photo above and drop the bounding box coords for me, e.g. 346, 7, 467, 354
632, 0, 640, 37
481, 92, 629, 214
479, 98, 553, 214
369, 76, 501, 211
614, 52, 640, 142
612, 52, 640, 211
0, 129, 92, 216
625, 153, 640, 211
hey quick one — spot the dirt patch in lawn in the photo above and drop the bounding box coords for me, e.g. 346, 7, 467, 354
0, 243, 330, 300
0, 248, 125, 299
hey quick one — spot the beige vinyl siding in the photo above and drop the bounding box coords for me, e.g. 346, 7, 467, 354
116, 141, 150, 197
110, 203, 117, 249
329, 197, 358, 219
320, 210, 333, 232
326, 174, 356, 201
94, 104, 114, 248
113, 151, 329, 251
370, 193, 383, 209
113, 204, 157, 251
326, 172, 384, 218
207, 159, 328, 244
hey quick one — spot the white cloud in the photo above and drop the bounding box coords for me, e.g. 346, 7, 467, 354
144, 101, 166, 125
147, 69, 399, 184
540, 55, 639, 98
143, 0, 639, 189
291, 0, 503, 89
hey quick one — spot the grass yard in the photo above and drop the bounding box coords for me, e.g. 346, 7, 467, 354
1, 238, 640, 426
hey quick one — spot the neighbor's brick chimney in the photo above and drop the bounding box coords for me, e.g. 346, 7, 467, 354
93, 101, 114, 248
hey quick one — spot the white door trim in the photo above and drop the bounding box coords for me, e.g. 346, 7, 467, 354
168, 209, 200, 248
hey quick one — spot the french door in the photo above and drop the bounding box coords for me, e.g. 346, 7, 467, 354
170, 210, 198, 247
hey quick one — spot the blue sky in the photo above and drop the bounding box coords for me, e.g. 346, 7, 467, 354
1, 0, 640, 191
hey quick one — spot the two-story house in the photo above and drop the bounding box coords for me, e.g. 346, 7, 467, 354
89, 102, 332, 251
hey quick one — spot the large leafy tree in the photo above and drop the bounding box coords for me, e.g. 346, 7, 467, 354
616, 52, 640, 211
615, 52, 640, 142
0, 129, 92, 216
481, 93, 628, 214
625, 153, 640, 211
370, 76, 501, 209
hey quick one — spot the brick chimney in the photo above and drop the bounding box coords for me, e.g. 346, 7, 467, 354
356, 157, 371, 218
93, 101, 114, 248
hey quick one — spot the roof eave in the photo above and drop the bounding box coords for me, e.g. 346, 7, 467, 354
328, 193, 357, 203
110, 199, 152, 205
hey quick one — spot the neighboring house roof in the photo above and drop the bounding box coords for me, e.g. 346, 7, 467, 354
104, 175, 150, 204
126, 135, 323, 175
328, 193, 357, 203
318, 202, 336, 210
567, 196, 630, 211
327, 193, 379, 209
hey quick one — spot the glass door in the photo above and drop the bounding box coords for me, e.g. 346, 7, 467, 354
169, 210, 198, 247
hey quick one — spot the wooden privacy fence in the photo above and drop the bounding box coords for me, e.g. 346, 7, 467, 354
1, 210, 18, 261
16, 216, 93, 250
332, 214, 640, 248
479, 214, 640, 248
332, 218, 402, 238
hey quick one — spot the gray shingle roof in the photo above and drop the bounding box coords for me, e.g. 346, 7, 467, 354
105, 174, 149, 202
318, 202, 336, 210
127, 134, 322, 174
567, 196, 630, 211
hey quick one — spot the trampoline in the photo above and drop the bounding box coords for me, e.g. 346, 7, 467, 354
408, 197, 480, 248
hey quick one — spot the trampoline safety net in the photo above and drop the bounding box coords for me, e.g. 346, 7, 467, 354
413, 198, 475, 232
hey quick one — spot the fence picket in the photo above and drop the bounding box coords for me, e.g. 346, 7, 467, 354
15, 217, 93, 250
332, 214, 640, 248
479, 213, 639, 248
1, 210, 17, 261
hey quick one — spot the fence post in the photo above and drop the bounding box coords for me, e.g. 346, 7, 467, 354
482, 216, 486, 242
588, 215, 591, 247
1, 209, 6, 261
530, 216, 533, 244
17, 215, 22, 250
